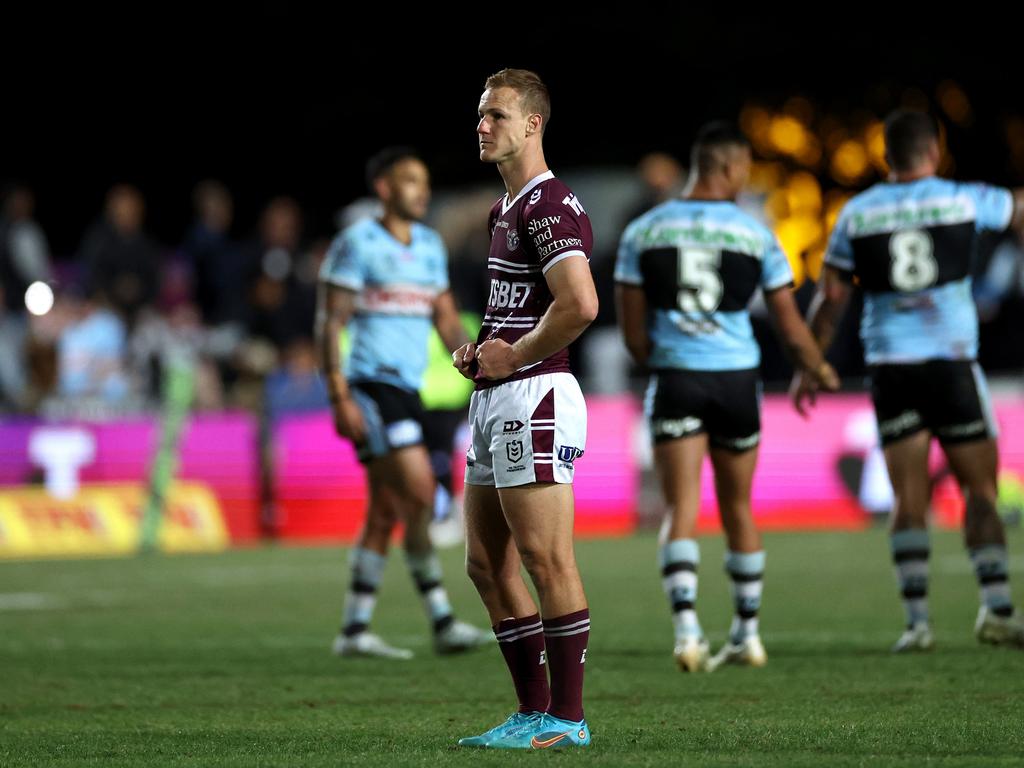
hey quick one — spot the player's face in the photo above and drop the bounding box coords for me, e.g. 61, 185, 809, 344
382, 158, 431, 220
477, 87, 531, 163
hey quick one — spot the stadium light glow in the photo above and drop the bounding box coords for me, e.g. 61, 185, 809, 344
25, 282, 54, 316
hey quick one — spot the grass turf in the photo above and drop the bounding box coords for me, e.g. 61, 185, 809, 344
1, 528, 1022, 767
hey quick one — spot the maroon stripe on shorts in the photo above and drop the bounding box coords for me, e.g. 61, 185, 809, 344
531, 388, 555, 483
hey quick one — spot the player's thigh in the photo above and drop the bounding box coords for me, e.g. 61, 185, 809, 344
498, 482, 577, 565
653, 434, 707, 510
378, 444, 435, 510
882, 430, 932, 497
708, 443, 759, 515
465, 482, 519, 576
942, 438, 998, 496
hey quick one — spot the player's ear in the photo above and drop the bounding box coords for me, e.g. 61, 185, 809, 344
373, 176, 391, 202
526, 113, 542, 137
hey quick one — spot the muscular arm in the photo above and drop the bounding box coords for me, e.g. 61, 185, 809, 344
763, 284, 830, 373
314, 281, 356, 401
615, 284, 650, 366
475, 256, 598, 379
805, 265, 853, 354
787, 265, 849, 416
432, 290, 469, 353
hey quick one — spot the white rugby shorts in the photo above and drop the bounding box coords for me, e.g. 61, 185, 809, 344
465, 372, 587, 488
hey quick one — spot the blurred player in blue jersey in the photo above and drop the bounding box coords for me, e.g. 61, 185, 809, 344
616, 122, 838, 672
793, 111, 1024, 653
315, 147, 491, 659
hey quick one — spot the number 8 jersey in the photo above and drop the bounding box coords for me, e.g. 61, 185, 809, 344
615, 199, 793, 371
825, 177, 1013, 364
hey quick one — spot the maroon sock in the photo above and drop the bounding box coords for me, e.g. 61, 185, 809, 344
543, 609, 589, 722
494, 613, 549, 714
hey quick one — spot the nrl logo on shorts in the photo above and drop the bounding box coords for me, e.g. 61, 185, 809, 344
506, 229, 520, 251
506, 440, 524, 462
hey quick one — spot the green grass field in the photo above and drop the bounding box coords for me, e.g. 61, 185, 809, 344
2, 529, 1022, 767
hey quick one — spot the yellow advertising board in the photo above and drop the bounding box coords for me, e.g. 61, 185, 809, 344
0, 483, 229, 559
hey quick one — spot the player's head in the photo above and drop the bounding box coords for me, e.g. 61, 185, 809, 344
884, 110, 940, 174
366, 146, 430, 221
477, 68, 550, 164
690, 121, 752, 198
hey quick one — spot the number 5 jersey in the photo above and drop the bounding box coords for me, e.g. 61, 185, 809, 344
614, 199, 793, 371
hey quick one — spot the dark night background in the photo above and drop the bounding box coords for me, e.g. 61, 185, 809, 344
5, 7, 1023, 256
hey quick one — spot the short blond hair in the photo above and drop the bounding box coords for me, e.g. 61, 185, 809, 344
484, 68, 551, 131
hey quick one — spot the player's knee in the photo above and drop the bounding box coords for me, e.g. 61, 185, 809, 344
466, 554, 496, 592
519, 546, 575, 589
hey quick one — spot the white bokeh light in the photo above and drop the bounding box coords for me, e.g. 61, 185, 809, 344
25, 282, 55, 316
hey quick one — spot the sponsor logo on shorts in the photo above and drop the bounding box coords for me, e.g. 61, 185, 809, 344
557, 445, 584, 463
386, 419, 422, 448
652, 417, 702, 438
879, 410, 922, 438
506, 440, 524, 463
503, 420, 525, 434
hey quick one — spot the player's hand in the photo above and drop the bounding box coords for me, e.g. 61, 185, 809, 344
789, 370, 816, 419
476, 339, 522, 380
790, 361, 837, 419
812, 360, 840, 392
452, 342, 477, 379
331, 396, 367, 443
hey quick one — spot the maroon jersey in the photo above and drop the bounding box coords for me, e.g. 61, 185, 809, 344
475, 171, 594, 389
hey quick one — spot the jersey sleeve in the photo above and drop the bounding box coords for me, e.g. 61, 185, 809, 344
525, 196, 591, 274
432, 232, 451, 292
824, 206, 856, 275
963, 182, 1014, 233
761, 228, 795, 291
319, 231, 364, 291
614, 219, 643, 286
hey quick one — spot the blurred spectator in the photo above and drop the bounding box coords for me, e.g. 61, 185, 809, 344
130, 301, 227, 411
55, 289, 131, 404
264, 337, 328, 419
0, 185, 52, 315
0, 287, 30, 411
246, 196, 304, 347
624, 152, 685, 222
181, 180, 249, 326
80, 185, 162, 325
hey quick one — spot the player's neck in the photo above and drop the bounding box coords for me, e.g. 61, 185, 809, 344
683, 177, 734, 202
378, 213, 414, 245
889, 166, 935, 183
498, 151, 549, 202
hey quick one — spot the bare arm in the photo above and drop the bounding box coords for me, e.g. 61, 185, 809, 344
1011, 188, 1024, 232
806, 265, 853, 354
615, 283, 650, 366
475, 256, 598, 380
763, 285, 831, 374
787, 266, 850, 417
314, 281, 366, 441
432, 290, 469, 354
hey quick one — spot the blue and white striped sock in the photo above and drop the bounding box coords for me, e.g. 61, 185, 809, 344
659, 539, 701, 640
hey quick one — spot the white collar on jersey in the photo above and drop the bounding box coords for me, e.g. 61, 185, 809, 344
501, 170, 555, 215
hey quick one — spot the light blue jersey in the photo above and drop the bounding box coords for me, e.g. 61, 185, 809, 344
825, 177, 1013, 364
320, 218, 449, 391
615, 199, 793, 371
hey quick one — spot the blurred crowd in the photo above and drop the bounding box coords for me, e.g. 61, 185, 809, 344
3, 107, 1024, 420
